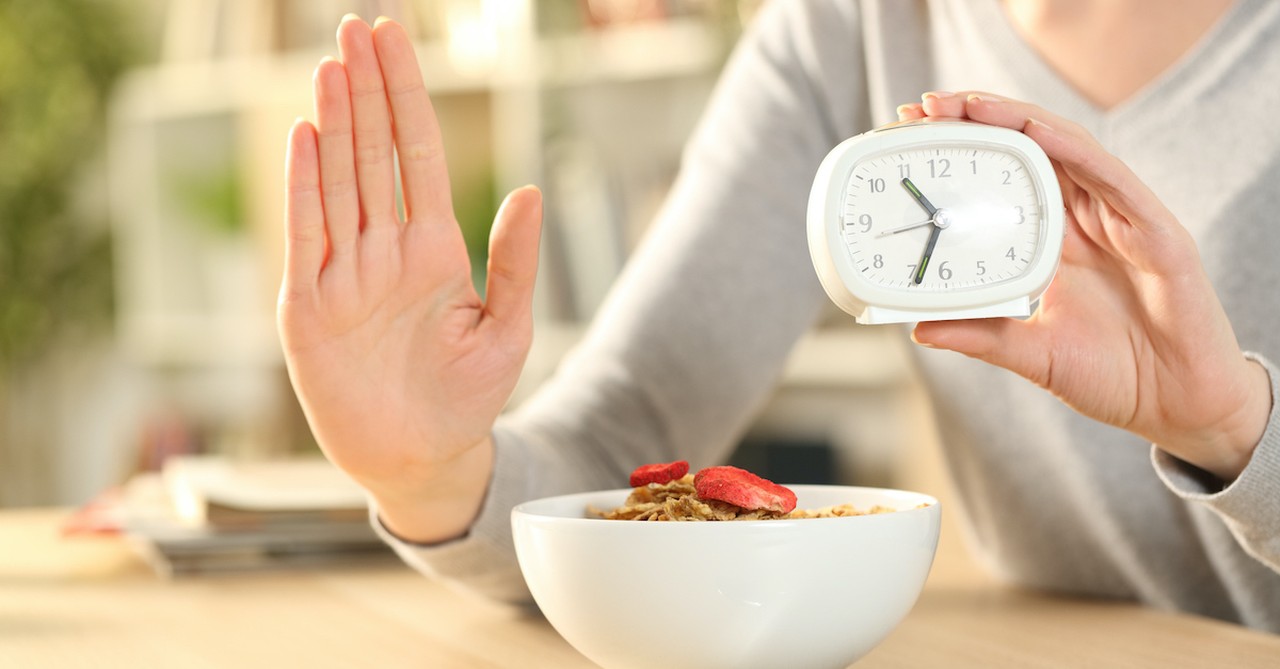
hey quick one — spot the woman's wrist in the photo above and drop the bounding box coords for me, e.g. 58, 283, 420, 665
1160, 358, 1271, 483
369, 437, 495, 545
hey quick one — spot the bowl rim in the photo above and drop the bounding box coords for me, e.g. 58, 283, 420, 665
511, 484, 940, 527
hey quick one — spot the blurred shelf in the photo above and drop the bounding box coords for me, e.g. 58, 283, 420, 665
113, 17, 724, 123
118, 314, 282, 368
539, 19, 724, 86
112, 45, 496, 124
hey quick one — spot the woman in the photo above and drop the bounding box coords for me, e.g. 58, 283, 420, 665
278, 1, 1280, 629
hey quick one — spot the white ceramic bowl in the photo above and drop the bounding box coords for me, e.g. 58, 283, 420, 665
512, 485, 940, 669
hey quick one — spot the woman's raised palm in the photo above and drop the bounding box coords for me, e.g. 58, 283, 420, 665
278, 17, 541, 530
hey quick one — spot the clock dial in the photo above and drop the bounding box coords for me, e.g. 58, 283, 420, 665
840, 146, 1043, 292
808, 121, 1065, 324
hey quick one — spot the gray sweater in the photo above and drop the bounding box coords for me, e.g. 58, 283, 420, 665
373, 0, 1280, 631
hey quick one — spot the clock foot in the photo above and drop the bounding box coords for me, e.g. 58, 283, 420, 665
856, 297, 1032, 325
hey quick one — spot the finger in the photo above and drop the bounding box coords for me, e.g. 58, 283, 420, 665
284, 119, 327, 292
916, 90, 1094, 145
483, 186, 544, 321
337, 14, 398, 229
940, 94, 1189, 269
920, 91, 966, 118
913, 317, 1053, 389
961, 92, 1095, 144
314, 57, 360, 261
1030, 119, 1190, 271
1056, 175, 1101, 267
955, 95, 1140, 221
916, 89, 1095, 154
896, 102, 925, 121
372, 17, 454, 222
1020, 118, 1170, 228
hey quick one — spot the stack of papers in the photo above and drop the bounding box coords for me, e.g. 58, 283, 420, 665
121, 456, 395, 577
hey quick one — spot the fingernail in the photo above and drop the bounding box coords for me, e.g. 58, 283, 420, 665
896, 103, 915, 117
319, 55, 337, 64
922, 91, 954, 102
1026, 117, 1053, 132
374, 15, 392, 26
967, 94, 997, 104
342, 12, 361, 23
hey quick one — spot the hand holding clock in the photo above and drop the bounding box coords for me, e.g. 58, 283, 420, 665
897, 92, 1270, 482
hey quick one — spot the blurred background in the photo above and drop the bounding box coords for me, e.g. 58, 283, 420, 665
0, 0, 940, 510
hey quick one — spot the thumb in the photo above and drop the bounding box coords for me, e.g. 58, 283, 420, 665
913, 317, 1052, 388
483, 185, 543, 321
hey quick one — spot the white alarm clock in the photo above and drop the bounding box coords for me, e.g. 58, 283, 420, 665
807, 119, 1064, 324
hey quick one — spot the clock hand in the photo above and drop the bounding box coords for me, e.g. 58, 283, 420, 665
899, 179, 951, 285
900, 177, 938, 217
876, 219, 935, 237
914, 224, 943, 285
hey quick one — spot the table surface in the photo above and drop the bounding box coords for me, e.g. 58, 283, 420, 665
2, 508, 1278, 668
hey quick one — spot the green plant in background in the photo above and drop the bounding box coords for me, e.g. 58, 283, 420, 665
0, 0, 133, 373
176, 165, 246, 237
452, 169, 499, 297
391, 164, 496, 295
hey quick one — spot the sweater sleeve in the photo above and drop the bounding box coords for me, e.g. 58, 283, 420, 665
1152, 351, 1280, 574
371, 0, 872, 604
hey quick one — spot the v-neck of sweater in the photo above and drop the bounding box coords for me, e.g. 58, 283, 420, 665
960, 0, 1263, 131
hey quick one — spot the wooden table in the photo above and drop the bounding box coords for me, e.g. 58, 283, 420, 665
2, 509, 1277, 668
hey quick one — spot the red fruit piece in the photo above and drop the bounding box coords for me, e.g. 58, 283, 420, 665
694, 466, 797, 514
629, 460, 690, 487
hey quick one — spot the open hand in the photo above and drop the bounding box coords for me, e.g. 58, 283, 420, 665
279, 16, 542, 540
897, 93, 1269, 481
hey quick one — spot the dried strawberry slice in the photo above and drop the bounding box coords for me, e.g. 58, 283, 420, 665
694, 466, 797, 514
629, 460, 690, 487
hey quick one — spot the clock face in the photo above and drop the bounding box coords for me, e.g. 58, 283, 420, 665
841, 145, 1044, 292
807, 121, 1065, 324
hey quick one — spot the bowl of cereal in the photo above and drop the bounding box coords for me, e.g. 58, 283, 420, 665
511, 463, 940, 669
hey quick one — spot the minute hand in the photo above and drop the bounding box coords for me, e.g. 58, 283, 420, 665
914, 224, 943, 285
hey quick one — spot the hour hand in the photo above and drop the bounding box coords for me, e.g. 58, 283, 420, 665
901, 177, 938, 217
